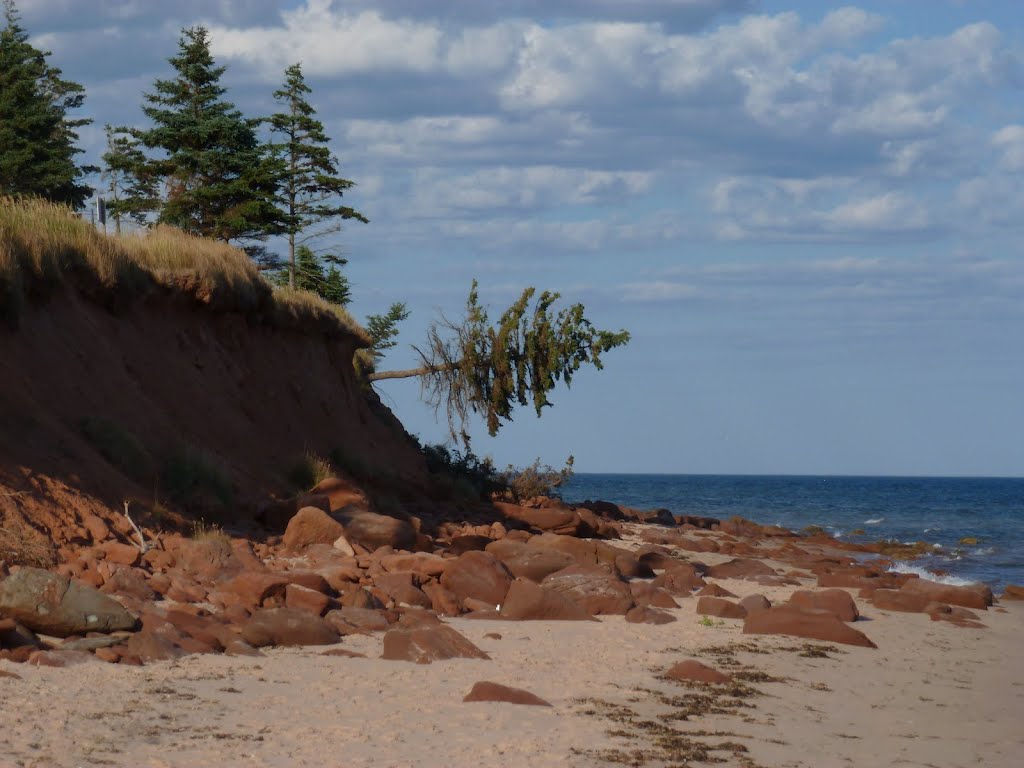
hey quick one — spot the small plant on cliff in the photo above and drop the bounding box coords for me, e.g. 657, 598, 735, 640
367, 281, 629, 441
0, 514, 56, 568
286, 450, 334, 492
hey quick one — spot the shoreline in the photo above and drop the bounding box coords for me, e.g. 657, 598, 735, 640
2, 504, 1022, 767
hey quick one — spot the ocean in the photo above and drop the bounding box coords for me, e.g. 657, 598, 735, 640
561, 474, 1024, 592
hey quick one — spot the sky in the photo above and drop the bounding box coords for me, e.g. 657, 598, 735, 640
14, 0, 1024, 477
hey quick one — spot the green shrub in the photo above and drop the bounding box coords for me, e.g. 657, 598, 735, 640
496, 456, 574, 502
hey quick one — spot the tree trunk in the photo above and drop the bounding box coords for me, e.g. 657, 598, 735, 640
366, 362, 455, 382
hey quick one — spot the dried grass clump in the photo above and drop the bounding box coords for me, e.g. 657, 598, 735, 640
0, 196, 368, 342
0, 514, 57, 568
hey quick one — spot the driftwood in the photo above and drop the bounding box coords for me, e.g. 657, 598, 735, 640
122, 501, 149, 554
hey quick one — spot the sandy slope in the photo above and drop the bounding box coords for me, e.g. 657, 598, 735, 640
2, 584, 1021, 768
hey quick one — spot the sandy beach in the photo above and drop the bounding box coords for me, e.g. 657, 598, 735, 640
3, 558, 1021, 768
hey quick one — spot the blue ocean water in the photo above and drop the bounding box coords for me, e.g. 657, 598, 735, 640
562, 474, 1024, 592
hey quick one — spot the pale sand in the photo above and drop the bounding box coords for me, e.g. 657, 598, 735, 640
1, 587, 1021, 768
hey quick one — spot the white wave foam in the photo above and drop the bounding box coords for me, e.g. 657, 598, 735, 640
886, 564, 980, 587
865, 518, 885, 525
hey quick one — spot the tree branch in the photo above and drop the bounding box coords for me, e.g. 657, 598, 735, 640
366, 363, 454, 382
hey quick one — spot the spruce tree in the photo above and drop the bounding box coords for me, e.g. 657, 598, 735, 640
101, 127, 159, 232
134, 26, 280, 243
268, 62, 367, 287
0, 0, 93, 207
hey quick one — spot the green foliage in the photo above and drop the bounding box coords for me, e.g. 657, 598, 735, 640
421, 441, 573, 503
267, 62, 366, 287
129, 26, 281, 244
496, 455, 575, 502
422, 442, 502, 502
365, 301, 410, 359
271, 245, 351, 307
78, 416, 154, 482
410, 281, 630, 438
0, 0, 93, 207
286, 450, 334, 492
100, 127, 160, 231
160, 444, 233, 511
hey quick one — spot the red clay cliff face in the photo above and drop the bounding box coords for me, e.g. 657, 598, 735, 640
0, 288, 427, 559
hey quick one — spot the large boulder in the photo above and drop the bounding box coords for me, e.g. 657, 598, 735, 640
1002, 585, 1024, 600
696, 596, 747, 620
463, 681, 551, 706
900, 579, 992, 610
241, 607, 340, 647
218, 572, 289, 610
485, 540, 576, 582
491, 502, 580, 535
788, 589, 859, 622
0, 568, 138, 637
541, 564, 634, 615
381, 624, 490, 664
441, 551, 513, 608
650, 565, 705, 596
869, 589, 935, 613
629, 581, 680, 609
739, 594, 772, 614
339, 510, 417, 552
705, 558, 776, 580
282, 507, 346, 552
527, 533, 626, 567
372, 572, 432, 609
499, 579, 595, 621
743, 606, 876, 648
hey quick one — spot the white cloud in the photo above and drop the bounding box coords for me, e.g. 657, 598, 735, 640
992, 125, 1024, 172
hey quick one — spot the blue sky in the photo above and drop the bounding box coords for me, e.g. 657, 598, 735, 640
17, 0, 1024, 476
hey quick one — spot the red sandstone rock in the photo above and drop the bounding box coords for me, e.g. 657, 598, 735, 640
220, 572, 289, 609
282, 507, 346, 552
0, 568, 138, 637
285, 584, 331, 616
101, 541, 141, 567
381, 624, 490, 664
421, 581, 463, 616
665, 660, 731, 684
739, 594, 771, 614
697, 583, 737, 598
485, 540, 577, 582
1001, 584, 1024, 600
340, 510, 417, 552
463, 681, 552, 706
492, 502, 580, 535
527, 533, 625, 567
541, 564, 635, 615
372, 572, 433, 609
308, 477, 369, 512
447, 535, 495, 555
705, 558, 775, 580
99, 567, 156, 602
625, 606, 677, 625
614, 553, 654, 580
870, 589, 932, 613
696, 596, 747, 619
788, 589, 859, 622
630, 581, 680, 609
324, 607, 394, 635
900, 579, 992, 610
379, 553, 446, 578
174, 537, 242, 582
242, 607, 340, 647
499, 578, 595, 621
743, 606, 876, 648
651, 566, 705, 596
441, 551, 513, 607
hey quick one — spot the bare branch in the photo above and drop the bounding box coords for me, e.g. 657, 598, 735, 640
122, 500, 149, 554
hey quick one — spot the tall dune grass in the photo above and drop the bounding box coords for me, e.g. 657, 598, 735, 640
0, 196, 369, 343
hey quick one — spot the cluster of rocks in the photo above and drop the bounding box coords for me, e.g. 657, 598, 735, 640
0, 476, 1014, 669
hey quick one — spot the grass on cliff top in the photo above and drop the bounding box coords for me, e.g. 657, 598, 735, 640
0, 196, 369, 343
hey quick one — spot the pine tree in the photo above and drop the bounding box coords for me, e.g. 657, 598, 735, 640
281, 244, 352, 307
133, 26, 280, 244
268, 62, 367, 287
367, 283, 630, 439
0, 0, 93, 207
101, 127, 159, 232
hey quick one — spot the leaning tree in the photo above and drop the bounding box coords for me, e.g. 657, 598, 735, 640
367, 282, 630, 439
